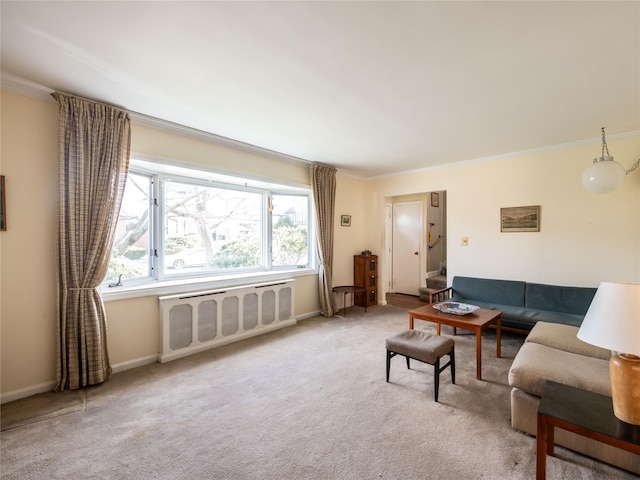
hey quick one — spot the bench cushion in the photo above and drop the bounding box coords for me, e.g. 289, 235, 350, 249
386, 330, 453, 365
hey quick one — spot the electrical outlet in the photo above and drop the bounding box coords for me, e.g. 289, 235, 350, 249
461, 236, 469, 246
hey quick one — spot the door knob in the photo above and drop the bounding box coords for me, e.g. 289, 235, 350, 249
414, 252, 419, 255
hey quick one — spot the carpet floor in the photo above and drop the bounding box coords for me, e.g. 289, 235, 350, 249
1, 305, 636, 479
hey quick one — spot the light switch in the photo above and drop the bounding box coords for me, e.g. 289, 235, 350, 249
461, 236, 469, 246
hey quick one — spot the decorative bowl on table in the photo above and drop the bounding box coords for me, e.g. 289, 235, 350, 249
432, 301, 479, 315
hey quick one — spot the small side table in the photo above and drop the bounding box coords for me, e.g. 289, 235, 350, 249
332, 285, 367, 316
536, 380, 640, 480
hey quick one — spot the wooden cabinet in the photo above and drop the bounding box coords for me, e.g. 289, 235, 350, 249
354, 254, 378, 307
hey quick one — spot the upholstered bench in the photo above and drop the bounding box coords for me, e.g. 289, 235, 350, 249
385, 329, 455, 402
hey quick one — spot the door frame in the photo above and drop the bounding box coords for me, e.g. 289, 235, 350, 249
390, 200, 426, 295
384, 192, 447, 299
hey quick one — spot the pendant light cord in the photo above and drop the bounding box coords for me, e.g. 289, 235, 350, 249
601, 127, 640, 174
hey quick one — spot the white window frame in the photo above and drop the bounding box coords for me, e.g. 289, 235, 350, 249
101, 158, 316, 301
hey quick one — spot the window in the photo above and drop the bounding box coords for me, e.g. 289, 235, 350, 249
104, 159, 314, 289
271, 194, 309, 267
106, 171, 153, 284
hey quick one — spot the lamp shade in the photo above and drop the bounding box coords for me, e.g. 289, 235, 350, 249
577, 282, 640, 356
581, 157, 626, 193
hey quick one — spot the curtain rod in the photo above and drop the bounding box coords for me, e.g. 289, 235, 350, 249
50, 90, 314, 169
51, 90, 129, 112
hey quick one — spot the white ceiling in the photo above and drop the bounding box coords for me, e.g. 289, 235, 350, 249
2, 1, 639, 178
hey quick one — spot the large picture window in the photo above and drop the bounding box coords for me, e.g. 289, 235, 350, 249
104, 159, 313, 289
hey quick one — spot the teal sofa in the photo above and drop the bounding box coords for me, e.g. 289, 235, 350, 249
431, 276, 597, 332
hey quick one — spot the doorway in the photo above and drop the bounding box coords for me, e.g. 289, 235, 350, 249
388, 192, 447, 298
391, 201, 422, 295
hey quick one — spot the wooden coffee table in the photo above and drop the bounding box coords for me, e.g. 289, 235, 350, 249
408, 304, 502, 380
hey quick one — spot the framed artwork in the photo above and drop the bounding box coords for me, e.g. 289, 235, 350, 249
341, 214, 351, 227
0, 176, 5, 231
431, 192, 439, 207
501, 205, 540, 232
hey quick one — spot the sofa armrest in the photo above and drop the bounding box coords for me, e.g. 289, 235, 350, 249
430, 287, 452, 303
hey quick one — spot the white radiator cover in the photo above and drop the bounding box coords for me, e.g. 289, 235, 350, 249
158, 279, 296, 363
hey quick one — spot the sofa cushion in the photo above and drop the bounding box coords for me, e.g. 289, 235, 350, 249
525, 282, 596, 316
525, 321, 611, 360
514, 308, 584, 327
445, 300, 579, 330
508, 342, 610, 397
451, 276, 525, 307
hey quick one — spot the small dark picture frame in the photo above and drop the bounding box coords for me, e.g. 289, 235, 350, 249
0, 175, 5, 231
431, 192, 439, 207
341, 214, 351, 227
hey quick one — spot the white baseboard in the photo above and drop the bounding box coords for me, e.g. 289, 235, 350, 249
296, 310, 322, 320
1, 381, 56, 405
2, 311, 321, 404
111, 355, 159, 374
0, 356, 159, 405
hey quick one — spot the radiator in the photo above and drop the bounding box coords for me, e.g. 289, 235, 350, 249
158, 279, 296, 363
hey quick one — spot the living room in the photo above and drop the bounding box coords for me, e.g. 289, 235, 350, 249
1, 2, 639, 479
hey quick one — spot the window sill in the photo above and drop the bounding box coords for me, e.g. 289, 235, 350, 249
101, 268, 317, 302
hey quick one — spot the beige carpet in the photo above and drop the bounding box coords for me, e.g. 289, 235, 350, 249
1, 305, 636, 479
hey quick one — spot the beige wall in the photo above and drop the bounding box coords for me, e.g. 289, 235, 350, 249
366, 135, 640, 298
2, 89, 639, 402
332, 174, 368, 287
1, 92, 59, 397
0, 91, 328, 400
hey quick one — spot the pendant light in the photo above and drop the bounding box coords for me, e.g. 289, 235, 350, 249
582, 127, 640, 194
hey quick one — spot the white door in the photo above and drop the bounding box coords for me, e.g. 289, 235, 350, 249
392, 201, 422, 295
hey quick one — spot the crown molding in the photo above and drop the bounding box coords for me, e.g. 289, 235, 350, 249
367, 130, 640, 181
127, 111, 312, 169
4, 73, 637, 181
1, 73, 313, 169
1, 72, 56, 102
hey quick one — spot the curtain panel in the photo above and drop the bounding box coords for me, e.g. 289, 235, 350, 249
310, 163, 337, 317
53, 92, 131, 390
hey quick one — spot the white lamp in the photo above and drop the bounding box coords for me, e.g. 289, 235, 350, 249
582, 127, 640, 194
577, 282, 640, 425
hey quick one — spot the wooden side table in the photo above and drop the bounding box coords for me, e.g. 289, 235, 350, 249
332, 285, 367, 316
536, 380, 640, 480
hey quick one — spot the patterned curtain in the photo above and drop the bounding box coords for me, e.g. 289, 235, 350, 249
310, 163, 337, 317
53, 92, 131, 390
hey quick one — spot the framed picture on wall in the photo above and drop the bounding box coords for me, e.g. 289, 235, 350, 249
341, 215, 351, 227
431, 192, 439, 207
500, 205, 540, 232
